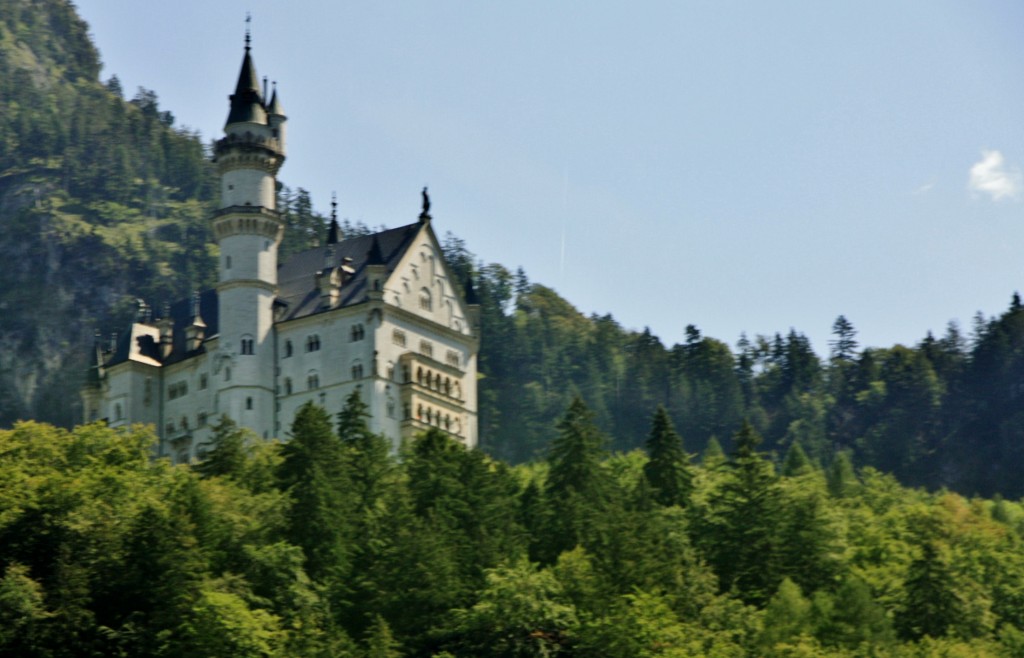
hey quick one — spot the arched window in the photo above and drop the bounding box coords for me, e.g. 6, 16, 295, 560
284, 340, 293, 357
241, 335, 255, 355
417, 367, 424, 386
307, 372, 320, 390
419, 288, 432, 312
284, 378, 293, 395
351, 363, 364, 380
245, 397, 253, 410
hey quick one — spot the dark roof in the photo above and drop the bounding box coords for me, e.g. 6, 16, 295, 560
226, 49, 267, 126
103, 224, 420, 369
267, 87, 284, 117
277, 222, 420, 321
105, 289, 219, 368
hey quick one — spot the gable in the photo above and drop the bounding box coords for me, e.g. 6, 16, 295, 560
386, 224, 473, 336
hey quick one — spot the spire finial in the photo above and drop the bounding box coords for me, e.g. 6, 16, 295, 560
327, 192, 341, 244
245, 12, 252, 50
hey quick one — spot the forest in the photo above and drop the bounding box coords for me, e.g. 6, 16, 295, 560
0, 0, 1023, 499
4, 1, 1024, 656
5, 395, 1024, 657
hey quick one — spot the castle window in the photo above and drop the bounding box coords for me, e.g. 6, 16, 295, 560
446, 350, 460, 367
419, 288, 432, 312
241, 337, 255, 355
166, 422, 175, 434
226, 255, 232, 270
246, 397, 253, 410
402, 365, 411, 383
308, 372, 320, 390
392, 329, 406, 347
420, 340, 433, 358
284, 378, 293, 395
284, 340, 293, 357
386, 363, 395, 380
225, 367, 231, 382
350, 324, 365, 341
444, 377, 451, 396
417, 367, 424, 386
387, 398, 396, 418
181, 416, 189, 430
351, 363, 364, 380
319, 392, 326, 407
115, 403, 123, 421
403, 403, 411, 419
306, 334, 321, 352
198, 412, 208, 426
199, 374, 208, 390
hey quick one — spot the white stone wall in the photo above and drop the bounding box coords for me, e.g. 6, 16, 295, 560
220, 169, 276, 209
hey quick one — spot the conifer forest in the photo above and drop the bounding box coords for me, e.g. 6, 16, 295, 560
3, 1, 1024, 655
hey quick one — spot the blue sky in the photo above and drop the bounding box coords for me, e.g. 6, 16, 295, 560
73, 1, 1024, 354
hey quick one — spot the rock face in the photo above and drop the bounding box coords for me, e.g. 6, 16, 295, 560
0, 0, 217, 427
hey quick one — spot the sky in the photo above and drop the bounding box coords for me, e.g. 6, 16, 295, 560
72, 1, 1024, 355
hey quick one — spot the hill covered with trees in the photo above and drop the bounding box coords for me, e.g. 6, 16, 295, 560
3, 400, 1024, 656
1, 0, 1023, 500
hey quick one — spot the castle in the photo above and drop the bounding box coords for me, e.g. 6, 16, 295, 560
80, 39, 480, 462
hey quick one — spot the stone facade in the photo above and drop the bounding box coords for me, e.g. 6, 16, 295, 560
80, 44, 479, 462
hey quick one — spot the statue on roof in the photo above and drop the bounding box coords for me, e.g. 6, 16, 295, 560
421, 186, 430, 216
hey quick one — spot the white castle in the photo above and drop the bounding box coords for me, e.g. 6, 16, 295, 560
80, 40, 479, 462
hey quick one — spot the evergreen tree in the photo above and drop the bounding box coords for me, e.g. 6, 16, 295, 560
781, 441, 813, 477
544, 397, 611, 560
277, 402, 351, 582
895, 541, 964, 640
702, 420, 782, 605
642, 406, 693, 507
194, 416, 248, 480
830, 315, 859, 361
827, 451, 860, 498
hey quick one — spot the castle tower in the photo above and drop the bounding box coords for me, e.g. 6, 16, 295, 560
211, 35, 286, 438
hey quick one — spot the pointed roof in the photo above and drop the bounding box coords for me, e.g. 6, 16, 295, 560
226, 46, 267, 126
366, 235, 385, 266
267, 83, 285, 117
327, 218, 341, 244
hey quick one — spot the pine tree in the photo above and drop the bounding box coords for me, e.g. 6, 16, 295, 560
895, 541, 963, 640
703, 420, 782, 605
642, 406, 693, 507
193, 416, 247, 480
278, 402, 351, 582
781, 442, 813, 477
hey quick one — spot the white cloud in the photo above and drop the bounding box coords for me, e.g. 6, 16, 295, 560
912, 181, 934, 196
968, 150, 1022, 201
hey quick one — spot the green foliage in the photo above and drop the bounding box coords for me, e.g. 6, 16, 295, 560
643, 406, 694, 507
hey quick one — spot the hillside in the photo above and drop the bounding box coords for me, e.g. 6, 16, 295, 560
2, 0, 1024, 497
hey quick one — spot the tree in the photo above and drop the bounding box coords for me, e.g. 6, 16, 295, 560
642, 406, 693, 507
701, 420, 782, 605
194, 416, 248, 480
277, 403, 351, 582
544, 397, 611, 560
895, 540, 964, 640
830, 315, 858, 361
781, 442, 813, 477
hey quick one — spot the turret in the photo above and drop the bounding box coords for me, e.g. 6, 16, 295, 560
267, 81, 287, 153
184, 292, 207, 352
209, 31, 285, 440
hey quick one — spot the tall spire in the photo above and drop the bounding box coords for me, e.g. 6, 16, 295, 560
327, 191, 341, 244
226, 14, 267, 127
